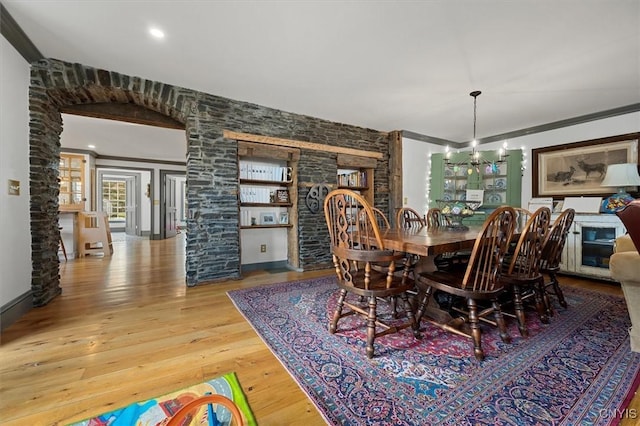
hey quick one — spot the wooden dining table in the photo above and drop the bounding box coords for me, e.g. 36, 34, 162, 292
376, 225, 485, 258
368, 224, 511, 325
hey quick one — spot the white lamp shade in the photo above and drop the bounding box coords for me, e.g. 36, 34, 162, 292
600, 163, 640, 187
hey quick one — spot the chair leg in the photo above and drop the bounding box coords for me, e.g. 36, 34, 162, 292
512, 285, 528, 337
366, 296, 377, 359
533, 277, 549, 324
415, 286, 434, 323
330, 289, 347, 334
390, 295, 398, 318
399, 292, 421, 338
540, 277, 554, 317
492, 300, 511, 344
549, 271, 567, 308
467, 299, 485, 361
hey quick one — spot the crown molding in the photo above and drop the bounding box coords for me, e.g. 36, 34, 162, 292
403, 103, 640, 148
1, 3, 43, 63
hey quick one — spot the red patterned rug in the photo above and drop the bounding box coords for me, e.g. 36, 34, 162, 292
228, 276, 640, 425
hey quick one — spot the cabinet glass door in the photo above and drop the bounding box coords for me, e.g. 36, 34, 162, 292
575, 223, 618, 276
481, 161, 508, 207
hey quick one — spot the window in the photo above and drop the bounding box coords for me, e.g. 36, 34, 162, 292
102, 179, 126, 220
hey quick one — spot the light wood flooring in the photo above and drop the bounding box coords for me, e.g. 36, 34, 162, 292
1, 234, 638, 425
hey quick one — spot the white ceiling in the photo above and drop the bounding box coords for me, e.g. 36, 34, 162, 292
4, 0, 640, 161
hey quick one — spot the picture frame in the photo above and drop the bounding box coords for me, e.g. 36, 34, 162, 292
279, 212, 289, 224
275, 189, 289, 203
532, 133, 639, 199
260, 212, 276, 225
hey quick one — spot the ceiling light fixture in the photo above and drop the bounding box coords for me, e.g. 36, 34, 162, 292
469, 90, 482, 166
149, 27, 165, 39
87, 144, 96, 149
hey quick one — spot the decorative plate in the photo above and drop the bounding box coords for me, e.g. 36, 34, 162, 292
488, 193, 502, 204
495, 178, 506, 189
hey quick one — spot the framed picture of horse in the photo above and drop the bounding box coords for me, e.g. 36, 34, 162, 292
532, 133, 639, 199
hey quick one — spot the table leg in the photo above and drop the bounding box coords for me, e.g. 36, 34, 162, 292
413, 256, 461, 326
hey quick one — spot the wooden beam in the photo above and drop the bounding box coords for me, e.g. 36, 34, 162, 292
224, 130, 383, 160
388, 130, 403, 219
62, 103, 185, 130
238, 141, 300, 161
336, 153, 377, 169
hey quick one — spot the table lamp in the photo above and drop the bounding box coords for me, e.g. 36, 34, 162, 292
600, 163, 640, 213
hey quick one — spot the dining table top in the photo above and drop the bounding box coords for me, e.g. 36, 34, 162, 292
376, 226, 486, 257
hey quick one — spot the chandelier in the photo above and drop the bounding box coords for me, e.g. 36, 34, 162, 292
444, 90, 508, 174
469, 90, 482, 166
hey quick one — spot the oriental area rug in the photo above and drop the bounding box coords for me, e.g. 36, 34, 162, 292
228, 276, 640, 426
68, 372, 255, 426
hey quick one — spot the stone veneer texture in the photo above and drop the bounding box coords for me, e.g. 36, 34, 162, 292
29, 58, 391, 305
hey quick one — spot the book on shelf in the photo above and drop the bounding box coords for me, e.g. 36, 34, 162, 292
337, 170, 367, 187
240, 161, 291, 182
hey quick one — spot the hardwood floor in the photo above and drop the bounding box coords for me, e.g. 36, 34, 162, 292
1, 234, 638, 425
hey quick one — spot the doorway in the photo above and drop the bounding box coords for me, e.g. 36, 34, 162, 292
98, 171, 139, 234
160, 170, 186, 239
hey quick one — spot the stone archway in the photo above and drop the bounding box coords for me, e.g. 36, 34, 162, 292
29, 59, 241, 305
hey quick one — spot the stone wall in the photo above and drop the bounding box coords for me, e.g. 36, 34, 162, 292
29, 58, 391, 305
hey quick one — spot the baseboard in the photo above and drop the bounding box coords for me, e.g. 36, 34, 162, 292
1, 290, 32, 331
241, 260, 290, 273
630, 327, 639, 352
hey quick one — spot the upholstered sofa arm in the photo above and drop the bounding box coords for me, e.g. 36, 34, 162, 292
615, 234, 638, 254
610, 234, 640, 353
610, 251, 640, 282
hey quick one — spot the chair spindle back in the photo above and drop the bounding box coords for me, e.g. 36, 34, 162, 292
396, 207, 426, 230
540, 208, 576, 271
507, 207, 551, 278
462, 206, 516, 292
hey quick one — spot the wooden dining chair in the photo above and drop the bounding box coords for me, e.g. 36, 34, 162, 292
414, 206, 517, 361
425, 207, 449, 229
513, 207, 532, 230
539, 208, 575, 315
362, 206, 391, 231
424, 207, 469, 272
499, 206, 551, 336
396, 207, 426, 230
324, 189, 419, 358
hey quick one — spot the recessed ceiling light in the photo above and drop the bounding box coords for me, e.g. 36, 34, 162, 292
88, 144, 96, 149
149, 27, 165, 39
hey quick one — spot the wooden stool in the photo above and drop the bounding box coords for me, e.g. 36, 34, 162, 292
58, 226, 68, 261
77, 211, 113, 257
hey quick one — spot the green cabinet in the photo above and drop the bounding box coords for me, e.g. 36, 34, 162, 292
430, 149, 522, 223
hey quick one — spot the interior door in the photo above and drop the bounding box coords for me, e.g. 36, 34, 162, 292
125, 176, 138, 235
165, 175, 178, 238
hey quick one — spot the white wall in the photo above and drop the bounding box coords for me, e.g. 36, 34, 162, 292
241, 227, 288, 265
0, 36, 32, 307
403, 112, 640, 212
402, 138, 445, 215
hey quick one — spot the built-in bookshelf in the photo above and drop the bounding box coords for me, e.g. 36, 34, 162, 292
336, 160, 375, 206
239, 160, 293, 228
